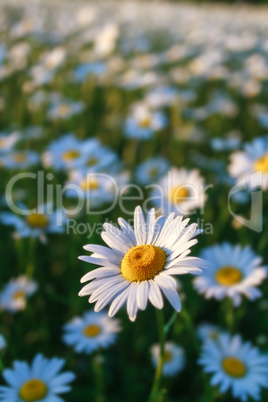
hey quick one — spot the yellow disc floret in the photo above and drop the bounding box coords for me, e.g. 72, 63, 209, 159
83, 324, 101, 337
12, 290, 26, 300
19, 379, 47, 402
163, 351, 173, 363
121, 245, 166, 282
170, 185, 189, 204
215, 266, 242, 286
26, 213, 49, 229
62, 150, 80, 162
255, 154, 268, 173
80, 178, 99, 191
87, 157, 98, 167
222, 357, 247, 378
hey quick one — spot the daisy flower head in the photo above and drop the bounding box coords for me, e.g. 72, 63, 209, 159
47, 99, 85, 120
63, 311, 120, 355
0, 151, 39, 170
0, 131, 19, 153
0, 206, 66, 243
0, 354, 75, 402
228, 136, 268, 190
0, 276, 37, 313
199, 333, 268, 401
151, 342, 185, 377
135, 157, 170, 186
79, 206, 205, 322
197, 323, 226, 344
151, 167, 207, 215
124, 104, 167, 140
193, 243, 267, 307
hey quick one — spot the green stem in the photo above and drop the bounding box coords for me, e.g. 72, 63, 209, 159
149, 309, 165, 402
226, 298, 235, 333
26, 237, 36, 278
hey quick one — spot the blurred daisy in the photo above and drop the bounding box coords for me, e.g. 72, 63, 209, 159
145, 86, 179, 108
66, 171, 129, 207
0, 151, 39, 169
135, 157, 170, 186
0, 354, 75, 402
79, 205, 205, 322
0, 206, 66, 243
193, 243, 267, 306
0, 335, 6, 351
199, 333, 268, 401
47, 99, 85, 120
42, 134, 93, 171
151, 342, 185, 376
0, 132, 19, 152
151, 168, 207, 215
63, 311, 120, 354
0, 276, 37, 313
124, 104, 167, 140
228, 136, 268, 190
197, 323, 226, 344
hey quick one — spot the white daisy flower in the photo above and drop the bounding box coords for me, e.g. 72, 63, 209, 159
0, 132, 19, 153
0, 151, 39, 169
228, 136, 268, 190
0, 354, 75, 402
151, 342, 185, 377
63, 311, 120, 354
199, 333, 268, 401
65, 171, 129, 207
151, 167, 207, 215
193, 243, 267, 307
124, 104, 167, 140
79, 205, 205, 322
0, 206, 66, 243
47, 100, 85, 120
0, 335, 6, 351
0, 276, 37, 313
197, 323, 226, 344
135, 157, 170, 186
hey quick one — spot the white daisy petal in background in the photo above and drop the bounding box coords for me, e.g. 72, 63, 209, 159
196, 323, 226, 344
0, 354, 75, 402
199, 333, 268, 402
151, 167, 207, 215
135, 157, 170, 186
0, 276, 37, 313
193, 243, 267, 307
63, 311, 120, 354
228, 136, 268, 190
151, 341, 185, 376
79, 205, 205, 322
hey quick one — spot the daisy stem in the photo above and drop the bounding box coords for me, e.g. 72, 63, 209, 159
226, 298, 235, 333
149, 309, 165, 402
26, 236, 35, 278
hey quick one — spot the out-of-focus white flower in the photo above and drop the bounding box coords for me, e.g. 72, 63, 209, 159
151, 342, 185, 376
0, 276, 37, 313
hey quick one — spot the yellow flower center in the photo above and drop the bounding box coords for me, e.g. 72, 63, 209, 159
13, 153, 27, 163
121, 245, 166, 282
163, 351, 172, 363
139, 116, 151, 128
222, 357, 247, 378
170, 185, 189, 204
210, 331, 219, 340
87, 157, 98, 167
62, 150, 80, 162
80, 178, 99, 191
57, 104, 70, 117
26, 213, 49, 229
12, 290, 26, 300
83, 324, 101, 337
149, 168, 158, 178
254, 154, 268, 173
19, 379, 47, 402
215, 266, 242, 286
